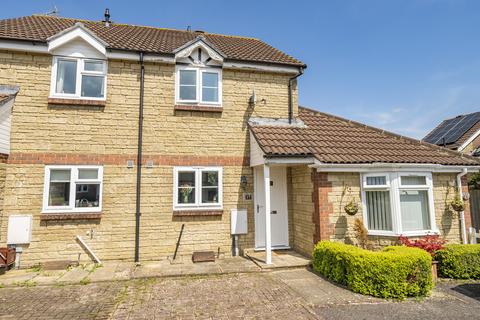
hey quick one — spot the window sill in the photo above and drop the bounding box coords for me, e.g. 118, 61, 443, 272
174, 104, 223, 113
367, 230, 439, 237
173, 209, 223, 217
40, 213, 102, 221
48, 97, 106, 107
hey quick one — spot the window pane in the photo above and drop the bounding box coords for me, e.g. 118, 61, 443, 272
50, 169, 70, 182
178, 171, 195, 204
75, 183, 100, 208
401, 176, 427, 186
56, 59, 77, 94
81, 75, 104, 98
49, 169, 71, 206
400, 190, 431, 231
202, 72, 218, 88
78, 169, 98, 180
366, 176, 386, 186
202, 171, 218, 187
201, 171, 219, 204
179, 85, 196, 100
180, 70, 196, 85
202, 87, 218, 102
366, 190, 393, 231
84, 61, 104, 72
202, 188, 218, 203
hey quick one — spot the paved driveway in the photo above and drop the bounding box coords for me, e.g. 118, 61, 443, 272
1, 269, 479, 319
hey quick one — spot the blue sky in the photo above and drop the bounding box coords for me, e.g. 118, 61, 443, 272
2, 0, 480, 139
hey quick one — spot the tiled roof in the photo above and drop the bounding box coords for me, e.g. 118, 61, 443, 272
0, 15, 304, 67
250, 107, 480, 166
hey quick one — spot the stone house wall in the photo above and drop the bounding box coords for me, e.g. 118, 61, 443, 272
0, 49, 298, 266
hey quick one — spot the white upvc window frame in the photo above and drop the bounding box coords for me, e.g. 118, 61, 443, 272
175, 65, 222, 106
173, 166, 223, 211
50, 56, 107, 101
42, 165, 103, 213
361, 172, 438, 237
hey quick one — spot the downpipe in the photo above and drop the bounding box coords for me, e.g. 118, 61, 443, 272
134, 52, 145, 263
456, 168, 468, 244
288, 67, 304, 124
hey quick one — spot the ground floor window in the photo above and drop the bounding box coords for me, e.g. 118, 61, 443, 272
361, 172, 436, 236
43, 165, 103, 213
173, 166, 223, 210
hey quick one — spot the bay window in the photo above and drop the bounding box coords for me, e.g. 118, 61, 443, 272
173, 167, 223, 210
361, 172, 436, 236
176, 66, 222, 105
43, 166, 103, 213
51, 57, 107, 100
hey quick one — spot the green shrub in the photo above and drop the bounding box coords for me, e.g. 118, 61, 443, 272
312, 241, 433, 299
435, 244, 480, 279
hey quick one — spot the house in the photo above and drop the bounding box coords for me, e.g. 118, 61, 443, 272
0, 13, 479, 267
423, 111, 480, 156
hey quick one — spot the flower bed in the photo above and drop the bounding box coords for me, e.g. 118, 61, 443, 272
435, 244, 480, 279
312, 241, 433, 299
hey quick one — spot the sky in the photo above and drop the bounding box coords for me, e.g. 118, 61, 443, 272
1, 0, 480, 139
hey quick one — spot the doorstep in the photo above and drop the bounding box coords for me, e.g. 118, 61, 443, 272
245, 249, 311, 270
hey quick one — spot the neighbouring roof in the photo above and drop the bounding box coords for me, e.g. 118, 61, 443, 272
0, 85, 19, 106
423, 111, 480, 149
0, 15, 304, 67
249, 107, 480, 166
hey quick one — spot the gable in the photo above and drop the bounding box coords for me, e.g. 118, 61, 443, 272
174, 36, 224, 66
47, 22, 107, 59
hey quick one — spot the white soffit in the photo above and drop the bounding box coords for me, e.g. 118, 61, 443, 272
47, 22, 107, 56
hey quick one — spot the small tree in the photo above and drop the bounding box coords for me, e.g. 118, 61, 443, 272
353, 218, 372, 249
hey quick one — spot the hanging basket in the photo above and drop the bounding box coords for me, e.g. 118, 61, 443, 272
344, 200, 360, 216
450, 195, 465, 212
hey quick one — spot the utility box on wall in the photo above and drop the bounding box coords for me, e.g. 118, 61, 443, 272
231, 209, 248, 235
7, 215, 32, 244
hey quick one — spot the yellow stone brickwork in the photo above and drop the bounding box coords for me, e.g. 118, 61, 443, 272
288, 166, 315, 256
0, 50, 298, 265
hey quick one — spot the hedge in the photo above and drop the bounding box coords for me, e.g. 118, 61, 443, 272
435, 244, 480, 279
312, 241, 433, 299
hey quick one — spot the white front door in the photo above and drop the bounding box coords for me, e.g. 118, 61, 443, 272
254, 166, 289, 249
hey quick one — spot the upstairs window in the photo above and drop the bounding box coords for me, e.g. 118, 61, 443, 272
176, 66, 222, 105
361, 172, 436, 236
51, 57, 107, 100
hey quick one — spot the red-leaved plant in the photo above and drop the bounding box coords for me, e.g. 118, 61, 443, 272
399, 235, 446, 257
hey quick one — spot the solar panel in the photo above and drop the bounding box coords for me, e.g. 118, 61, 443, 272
424, 112, 480, 145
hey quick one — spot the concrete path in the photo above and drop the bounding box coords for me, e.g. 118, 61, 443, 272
0, 256, 260, 287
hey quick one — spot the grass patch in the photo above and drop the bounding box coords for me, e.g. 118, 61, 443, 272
15, 280, 37, 287
28, 264, 42, 273
79, 277, 91, 285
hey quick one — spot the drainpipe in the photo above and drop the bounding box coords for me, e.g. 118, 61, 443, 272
288, 67, 304, 124
134, 52, 145, 263
456, 168, 468, 244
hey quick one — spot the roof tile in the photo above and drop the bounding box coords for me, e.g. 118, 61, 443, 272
0, 15, 304, 67
250, 107, 480, 166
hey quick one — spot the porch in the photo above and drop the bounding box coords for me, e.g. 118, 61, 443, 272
250, 160, 316, 265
